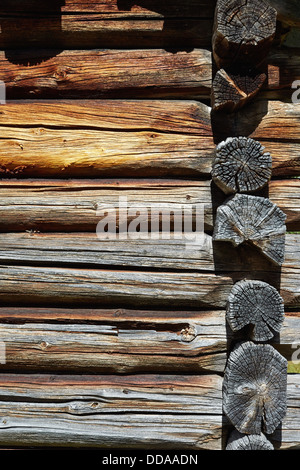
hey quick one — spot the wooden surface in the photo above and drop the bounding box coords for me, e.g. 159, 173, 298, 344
0, 0, 298, 451
0, 373, 297, 449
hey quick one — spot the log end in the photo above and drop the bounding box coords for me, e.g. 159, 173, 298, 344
223, 341, 287, 435
212, 136, 272, 194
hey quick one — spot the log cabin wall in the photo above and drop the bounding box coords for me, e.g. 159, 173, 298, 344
0, 0, 298, 451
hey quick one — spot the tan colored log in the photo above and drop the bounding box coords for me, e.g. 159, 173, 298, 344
0, 373, 297, 449
0, 100, 298, 177
0, 306, 297, 374
0, 179, 297, 232
0, 49, 298, 99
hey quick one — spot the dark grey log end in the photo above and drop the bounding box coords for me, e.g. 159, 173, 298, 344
226, 430, 274, 450
213, 0, 277, 69
226, 280, 285, 341
223, 341, 287, 435
213, 194, 287, 266
211, 137, 272, 194
212, 70, 266, 113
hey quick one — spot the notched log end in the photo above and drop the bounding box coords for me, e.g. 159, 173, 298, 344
223, 341, 287, 435
226, 279, 285, 341
226, 430, 274, 450
211, 136, 272, 194
213, 194, 287, 266
211, 69, 266, 113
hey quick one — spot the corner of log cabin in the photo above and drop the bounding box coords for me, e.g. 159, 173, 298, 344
0, 0, 298, 452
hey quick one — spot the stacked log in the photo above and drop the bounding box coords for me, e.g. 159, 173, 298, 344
212, 0, 290, 450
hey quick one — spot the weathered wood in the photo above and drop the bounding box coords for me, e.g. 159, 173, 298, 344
212, 137, 272, 194
212, 0, 277, 69
0, 49, 212, 100
0, 100, 297, 178
0, 0, 216, 16
226, 430, 274, 450
0, 179, 297, 232
223, 341, 287, 435
0, 1, 216, 49
0, 262, 297, 309
0, 232, 299, 274
0, 373, 224, 450
0, 373, 297, 449
211, 69, 266, 112
0, 307, 297, 374
213, 194, 287, 266
0, 49, 297, 100
226, 280, 285, 341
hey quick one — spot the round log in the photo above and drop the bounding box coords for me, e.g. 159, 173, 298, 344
226, 280, 285, 341
212, 0, 277, 69
226, 430, 274, 450
211, 137, 272, 194
213, 193, 287, 266
223, 341, 287, 435
211, 69, 266, 113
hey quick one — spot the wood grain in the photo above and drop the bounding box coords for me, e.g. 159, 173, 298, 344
0, 100, 297, 178
0, 307, 297, 374
0, 373, 297, 449
0, 49, 298, 99
0, 179, 297, 232
0, 262, 297, 308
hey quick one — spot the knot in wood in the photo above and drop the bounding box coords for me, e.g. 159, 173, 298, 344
212, 137, 272, 193
180, 326, 197, 342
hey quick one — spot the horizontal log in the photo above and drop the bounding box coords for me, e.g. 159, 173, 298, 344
0, 262, 297, 308
0, 307, 297, 374
0, 179, 297, 232
0, 233, 298, 273
0, 100, 298, 178
0, 2, 216, 49
0, 0, 216, 16
0, 49, 298, 99
0, 373, 297, 449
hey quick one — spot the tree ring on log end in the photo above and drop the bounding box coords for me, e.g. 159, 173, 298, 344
223, 341, 287, 435
226, 430, 274, 450
211, 70, 267, 113
211, 137, 272, 194
226, 279, 285, 341
212, 0, 277, 69
213, 193, 287, 266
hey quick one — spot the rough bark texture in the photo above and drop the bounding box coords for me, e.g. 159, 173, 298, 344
211, 69, 266, 112
226, 430, 274, 450
226, 280, 285, 341
223, 342, 288, 435
212, 0, 277, 69
212, 137, 272, 194
213, 194, 287, 266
